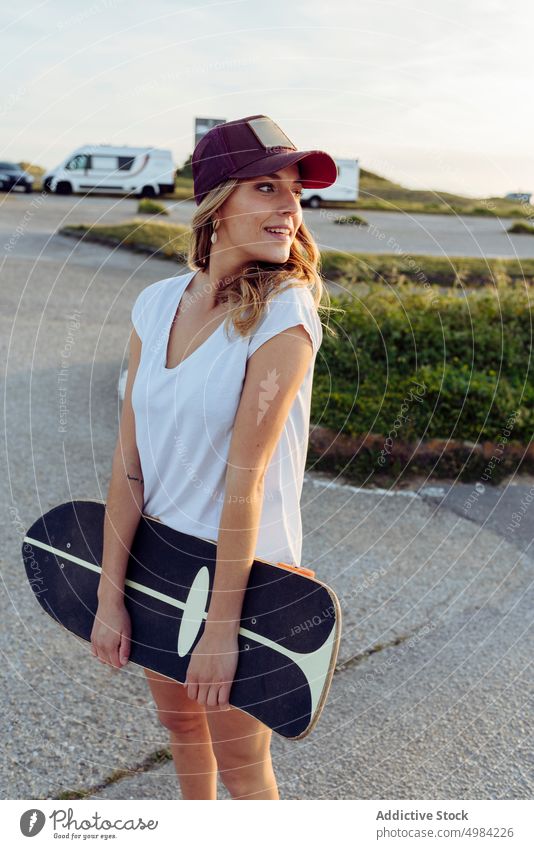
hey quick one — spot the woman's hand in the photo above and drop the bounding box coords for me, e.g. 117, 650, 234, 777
184, 625, 239, 710
90, 598, 131, 669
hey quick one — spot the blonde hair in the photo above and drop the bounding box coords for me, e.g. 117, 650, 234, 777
187, 178, 338, 340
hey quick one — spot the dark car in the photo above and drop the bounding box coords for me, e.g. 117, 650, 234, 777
0, 162, 34, 193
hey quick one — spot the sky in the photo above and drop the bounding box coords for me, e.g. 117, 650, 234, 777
1, 0, 532, 199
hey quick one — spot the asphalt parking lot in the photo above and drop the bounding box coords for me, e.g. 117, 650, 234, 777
1, 196, 533, 800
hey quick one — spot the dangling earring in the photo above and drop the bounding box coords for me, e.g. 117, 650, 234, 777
210, 219, 220, 244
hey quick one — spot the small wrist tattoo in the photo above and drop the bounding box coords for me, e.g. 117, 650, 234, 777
127, 473, 144, 484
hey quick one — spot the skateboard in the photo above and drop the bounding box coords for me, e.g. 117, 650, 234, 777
21, 500, 341, 739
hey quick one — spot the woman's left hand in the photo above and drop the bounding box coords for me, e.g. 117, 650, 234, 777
184, 625, 239, 710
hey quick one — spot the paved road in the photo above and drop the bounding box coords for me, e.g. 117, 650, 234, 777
1, 216, 532, 800
2, 190, 534, 259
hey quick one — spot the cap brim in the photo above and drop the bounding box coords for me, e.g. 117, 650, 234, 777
228, 149, 338, 190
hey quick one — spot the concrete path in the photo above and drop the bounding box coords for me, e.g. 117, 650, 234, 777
1, 223, 532, 800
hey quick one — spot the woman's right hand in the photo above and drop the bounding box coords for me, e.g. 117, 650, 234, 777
90, 598, 131, 669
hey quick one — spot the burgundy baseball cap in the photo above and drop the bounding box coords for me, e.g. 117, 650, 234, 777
191, 114, 338, 205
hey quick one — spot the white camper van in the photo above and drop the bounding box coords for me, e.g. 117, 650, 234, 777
301, 158, 359, 208
42, 145, 175, 197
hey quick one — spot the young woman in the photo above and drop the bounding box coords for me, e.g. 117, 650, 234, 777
90, 115, 337, 800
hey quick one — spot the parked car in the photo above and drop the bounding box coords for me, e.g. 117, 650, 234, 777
300, 158, 359, 208
505, 191, 531, 204
42, 145, 175, 197
0, 162, 33, 193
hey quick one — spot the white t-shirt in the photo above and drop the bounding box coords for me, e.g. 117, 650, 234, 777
130, 269, 323, 567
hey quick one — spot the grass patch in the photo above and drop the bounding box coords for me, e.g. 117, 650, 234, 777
137, 198, 169, 216
60, 218, 190, 260
52, 748, 172, 800
313, 281, 534, 445
508, 221, 534, 235
320, 251, 534, 289
333, 213, 368, 226
308, 279, 534, 483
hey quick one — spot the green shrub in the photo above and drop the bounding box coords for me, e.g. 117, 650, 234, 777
508, 221, 534, 235
472, 205, 496, 216
314, 282, 534, 443
320, 250, 534, 288
333, 213, 368, 226
137, 198, 169, 216
61, 219, 189, 260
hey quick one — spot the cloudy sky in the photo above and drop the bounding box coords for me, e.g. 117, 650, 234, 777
1, 0, 532, 198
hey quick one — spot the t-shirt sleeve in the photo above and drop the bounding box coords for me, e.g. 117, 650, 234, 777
131, 287, 149, 341
131, 277, 173, 342
247, 284, 323, 359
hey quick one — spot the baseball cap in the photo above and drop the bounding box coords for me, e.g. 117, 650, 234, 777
191, 114, 338, 205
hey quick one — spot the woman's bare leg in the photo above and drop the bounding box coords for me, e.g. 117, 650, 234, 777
206, 705, 279, 800
143, 667, 218, 800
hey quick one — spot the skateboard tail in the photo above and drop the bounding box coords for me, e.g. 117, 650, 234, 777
277, 561, 316, 578
238, 620, 337, 719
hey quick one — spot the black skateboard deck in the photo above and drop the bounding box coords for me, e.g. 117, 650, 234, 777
22, 500, 341, 739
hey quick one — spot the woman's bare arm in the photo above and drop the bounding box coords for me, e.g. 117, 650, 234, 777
97, 325, 145, 606
204, 323, 314, 634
